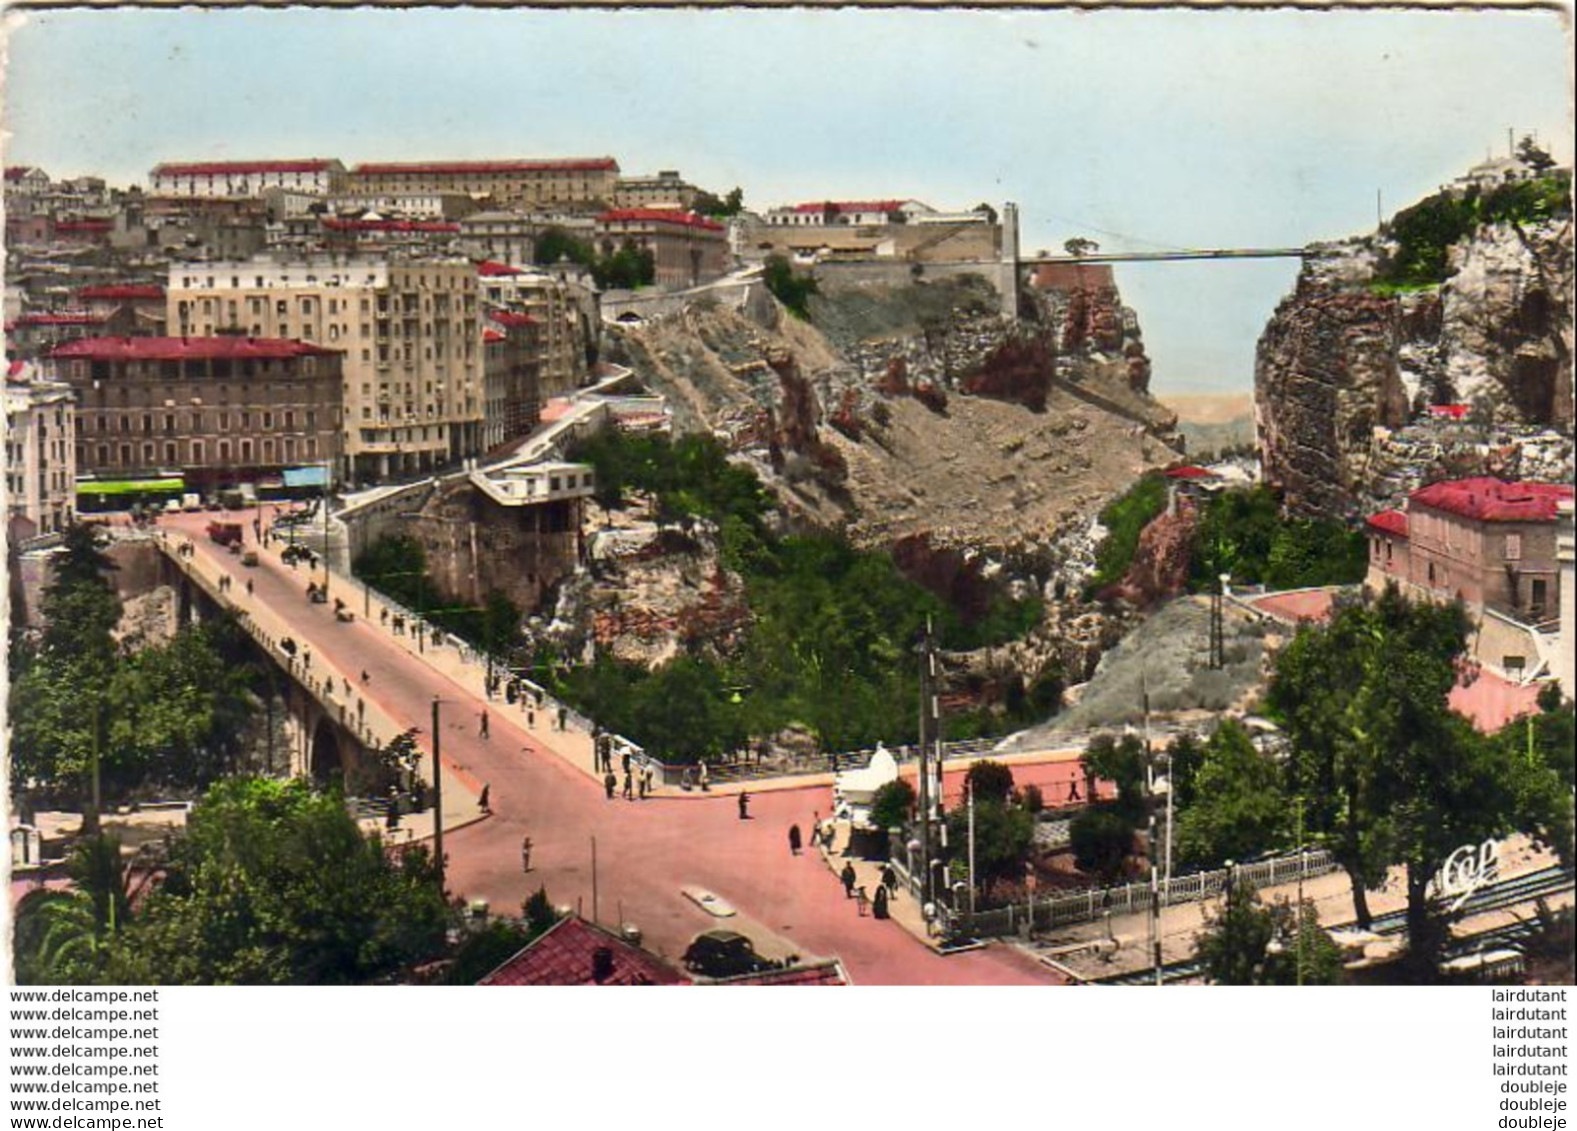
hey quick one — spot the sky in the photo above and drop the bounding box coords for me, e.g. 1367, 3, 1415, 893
2, 6, 1570, 396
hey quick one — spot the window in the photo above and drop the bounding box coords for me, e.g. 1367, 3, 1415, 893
1505, 533, 1522, 560
1531, 579, 1548, 617
219, 440, 230, 462
1504, 655, 1526, 678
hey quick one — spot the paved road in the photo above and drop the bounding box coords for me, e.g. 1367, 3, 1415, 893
162, 510, 1063, 985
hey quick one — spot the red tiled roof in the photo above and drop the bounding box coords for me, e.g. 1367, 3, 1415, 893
321, 218, 459, 233
55, 220, 112, 233
487, 311, 538, 328
476, 260, 524, 277
1410, 477, 1573, 524
1450, 667, 1544, 733
1428, 403, 1470, 419
1164, 465, 1216, 480
5, 166, 41, 181
482, 328, 507, 344
1366, 509, 1409, 537
597, 208, 723, 232
50, 336, 341, 361
77, 285, 165, 301
153, 160, 339, 177
354, 158, 618, 175
791, 200, 909, 215
478, 917, 688, 986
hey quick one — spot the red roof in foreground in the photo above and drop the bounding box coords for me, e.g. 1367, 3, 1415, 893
354, 158, 618, 176
153, 159, 339, 177
1366, 509, 1410, 537
1449, 668, 1543, 734
479, 917, 688, 986
50, 337, 340, 362
77, 285, 165, 301
1164, 465, 1217, 480
1410, 477, 1573, 524
597, 208, 724, 232
476, 260, 524, 277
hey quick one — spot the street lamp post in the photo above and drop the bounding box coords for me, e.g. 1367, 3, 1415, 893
431, 696, 445, 894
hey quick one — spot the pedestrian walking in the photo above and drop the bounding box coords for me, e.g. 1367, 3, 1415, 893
872, 885, 890, 920
621, 748, 631, 776
855, 886, 870, 917
556, 705, 567, 731
880, 863, 897, 895
380, 607, 389, 626
361, 669, 370, 684
604, 771, 617, 801
478, 783, 491, 814
521, 837, 533, 874
526, 707, 536, 729
246, 578, 254, 597
697, 761, 710, 792
643, 765, 654, 798
840, 862, 857, 898
738, 790, 751, 820
1068, 780, 1081, 803
788, 824, 802, 855
622, 771, 634, 800
638, 773, 648, 800
479, 711, 490, 740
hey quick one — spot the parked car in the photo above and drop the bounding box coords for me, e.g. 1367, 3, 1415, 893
681, 929, 775, 979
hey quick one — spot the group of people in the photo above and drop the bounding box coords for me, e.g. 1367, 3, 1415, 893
838, 859, 897, 920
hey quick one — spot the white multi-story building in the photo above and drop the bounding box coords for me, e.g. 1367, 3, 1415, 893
476, 262, 596, 400
150, 159, 347, 199
762, 199, 935, 227
5, 362, 77, 540
166, 255, 485, 482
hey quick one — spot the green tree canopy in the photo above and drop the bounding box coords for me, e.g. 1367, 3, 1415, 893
109, 778, 449, 984
1197, 880, 1343, 986
964, 760, 1015, 806
1268, 584, 1571, 974
1173, 719, 1290, 870
869, 778, 917, 831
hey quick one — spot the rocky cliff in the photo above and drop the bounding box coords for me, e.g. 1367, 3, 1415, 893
603, 270, 1181, 556
1256, 168, 1573, 519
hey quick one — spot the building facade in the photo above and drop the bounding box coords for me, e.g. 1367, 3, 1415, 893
5, 365, 77, 540
1366, 477, 1575, 683
476, 263, 595, 400
594, 209, 729, 290
149, 159, 348, 198
46, 337, 342, 495
482, 312, 542, 454
348, 159, 619, 212
613, 171, 700, 211
165, 256, 487, 482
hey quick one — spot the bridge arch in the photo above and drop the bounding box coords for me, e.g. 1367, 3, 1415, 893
309, 717, 345, 786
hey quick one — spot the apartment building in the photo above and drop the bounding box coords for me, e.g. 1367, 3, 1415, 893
149, 159, 348, 198
594, 209, 729, 290
166, 256, 486, 482
348, 158, 619, 211
482, 312, 542, 453
5, 363, 77, 541
613, 171, 700, 211
475, 262, 595, 400
46, 336, 342, 496
1366, 476, 1575, 683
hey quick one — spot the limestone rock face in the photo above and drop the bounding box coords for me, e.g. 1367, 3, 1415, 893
1255, 210, 1572, 519
1437, 219, 1573, 425
1255, 288, 1409, 519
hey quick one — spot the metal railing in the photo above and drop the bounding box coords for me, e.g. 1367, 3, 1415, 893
963, 849, 1338, 939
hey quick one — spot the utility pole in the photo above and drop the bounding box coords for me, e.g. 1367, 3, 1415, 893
916, 619, 937, 914
966, 780, 976, 921
1144, 673, 1162, 986
431, 696, 444, 894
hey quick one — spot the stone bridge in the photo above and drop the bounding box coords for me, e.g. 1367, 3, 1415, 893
154, 531, 401, 790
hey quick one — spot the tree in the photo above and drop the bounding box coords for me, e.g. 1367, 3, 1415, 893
533, 226, 594, 269
108, 777, 449, 984
1173, 719, 1290, 869
964, 759, 1015, 806
11, 834, 131, 984
1082, 732, 1147, 820
947, 794, 1036, 900
1517, 135, 1557, 174
869, 778, 916, 831
763, 255, 818, 320
1196, 880, 1342, 985
1268, 584, 1571, 975
1069, 807, 1135, 885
